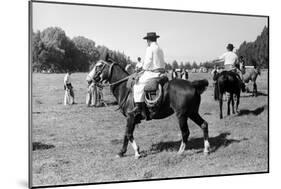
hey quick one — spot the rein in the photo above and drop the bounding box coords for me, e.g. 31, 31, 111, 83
99, 61, 130, 87
97, 60, 132, 113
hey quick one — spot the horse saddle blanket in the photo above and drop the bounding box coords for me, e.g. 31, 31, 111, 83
144, 76, 169, 92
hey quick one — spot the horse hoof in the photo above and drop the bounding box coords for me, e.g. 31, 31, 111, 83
116, 153, 125, 158
134, 154, 142, 159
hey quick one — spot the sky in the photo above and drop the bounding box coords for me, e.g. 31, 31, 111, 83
32, 2, 268, 64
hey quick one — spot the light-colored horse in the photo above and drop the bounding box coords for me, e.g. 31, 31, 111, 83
241, 65, 261, 97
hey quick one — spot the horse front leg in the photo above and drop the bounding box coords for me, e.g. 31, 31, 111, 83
219, 93, 223, 119
176, 114, 189, 154
190, 112, 210, 155
117, 117, 140, 159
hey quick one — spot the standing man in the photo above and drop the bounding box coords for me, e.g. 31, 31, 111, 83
182, 69, 188, 80
211, 65, 219, 100
86, 62, 104, 107
130, 32, 166, 118
64, 70, 75, 105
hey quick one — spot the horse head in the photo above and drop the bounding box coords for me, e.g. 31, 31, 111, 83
92, 60, 114, 83
93, 59, 129, 86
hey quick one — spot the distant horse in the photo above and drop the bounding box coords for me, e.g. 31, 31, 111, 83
214, 71, 245, 119
93, 60, 210, 159
241, 66, 261, 97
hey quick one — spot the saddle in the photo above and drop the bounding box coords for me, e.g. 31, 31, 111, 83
144, 77, 168, 92
144, 76, 168, 108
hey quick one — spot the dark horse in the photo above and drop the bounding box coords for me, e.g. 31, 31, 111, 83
213, 71, 245, 119
93, 60, 210, 159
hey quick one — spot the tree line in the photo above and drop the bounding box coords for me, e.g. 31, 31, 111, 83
32, 26, 268, 73
32, 27, 132, 73
236, 26, 268, 68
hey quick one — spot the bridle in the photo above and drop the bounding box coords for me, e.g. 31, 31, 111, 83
95, 60, 132, 113
95, 60, 129, 87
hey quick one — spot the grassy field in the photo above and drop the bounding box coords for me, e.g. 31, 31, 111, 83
31, 71, 268, 187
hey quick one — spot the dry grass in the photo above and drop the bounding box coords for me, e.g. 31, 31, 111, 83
31, 71, 268, 187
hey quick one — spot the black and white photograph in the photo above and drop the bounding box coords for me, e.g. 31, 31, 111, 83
29, 1, 269, 188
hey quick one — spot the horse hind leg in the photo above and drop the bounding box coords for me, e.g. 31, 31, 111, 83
227, 93, 231, 116
231, 93, 235, 114
190, 112, 210, 155
177, 114, 189, 154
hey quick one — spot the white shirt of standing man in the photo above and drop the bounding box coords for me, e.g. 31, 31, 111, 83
64, 72, 71, 85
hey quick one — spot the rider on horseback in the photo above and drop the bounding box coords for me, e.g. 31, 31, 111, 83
213, 43, 245, 91
130, 32, 166, 119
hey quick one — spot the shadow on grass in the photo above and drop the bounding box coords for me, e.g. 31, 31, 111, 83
148, 132, 247, 154
104, 100, 118, 106
32, 142, 55, 151
237, 105, 266, 116
242, 91, 268, 98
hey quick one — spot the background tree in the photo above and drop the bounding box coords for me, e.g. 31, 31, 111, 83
184, 62, 192, 70
32, 27, 132, 73
172, 60, 179, 69
191, 61, 198, 69
72, 36, 99, 71
236, 26, 268, 68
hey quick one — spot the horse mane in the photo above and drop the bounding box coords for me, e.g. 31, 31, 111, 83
109, 60, 130, 76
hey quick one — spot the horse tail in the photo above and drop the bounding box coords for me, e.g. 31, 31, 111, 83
191, 79, 209, 95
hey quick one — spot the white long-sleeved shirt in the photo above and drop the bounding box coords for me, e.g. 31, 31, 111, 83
143, 42, 165, 71
64, 73, 71, 85
219, 51, 238, 66
136, 60, 143, 69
